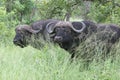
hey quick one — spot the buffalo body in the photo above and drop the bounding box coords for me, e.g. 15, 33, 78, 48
46, 20, 120, 58
13, 19, 59, 49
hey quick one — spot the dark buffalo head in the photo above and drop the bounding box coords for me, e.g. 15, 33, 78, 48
13, 25, 40, 48
46, 21, 86, 50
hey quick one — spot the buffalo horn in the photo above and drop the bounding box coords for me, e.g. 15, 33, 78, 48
17, 25, 40, 34
46, 22, 56, 33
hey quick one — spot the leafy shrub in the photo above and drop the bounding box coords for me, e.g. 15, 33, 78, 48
88, 1, 120, 24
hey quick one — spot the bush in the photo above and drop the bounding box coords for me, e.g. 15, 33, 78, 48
88, 1, 120, 24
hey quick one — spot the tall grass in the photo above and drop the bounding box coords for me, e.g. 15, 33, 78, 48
0, 26, 120, 80
0, 40, 120, 80
0, 25, 120, 80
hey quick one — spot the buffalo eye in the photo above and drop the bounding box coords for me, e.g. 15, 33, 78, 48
55, 27, 60, 32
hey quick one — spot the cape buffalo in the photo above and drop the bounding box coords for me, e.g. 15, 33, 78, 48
46, 20, 120, 58
13, 19, 59, 49
46, 20, 98, 58
13, 24, 43, 48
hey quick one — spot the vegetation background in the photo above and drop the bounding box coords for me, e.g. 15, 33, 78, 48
0, 0, 120, 80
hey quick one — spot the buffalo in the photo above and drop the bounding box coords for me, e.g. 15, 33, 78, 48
96, 24, 120, 44
46, 20, 98, 58
13, 19, 120, 60
46, 20, 120, 58
13, 19, 59, 49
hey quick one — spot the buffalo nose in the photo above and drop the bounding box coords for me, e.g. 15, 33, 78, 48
54, 36, 62, 42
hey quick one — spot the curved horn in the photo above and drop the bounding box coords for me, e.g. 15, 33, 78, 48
17, 25, 40, 34
70, 21, 86, 33
46, 22, 56, 33
26, 28, 40, 34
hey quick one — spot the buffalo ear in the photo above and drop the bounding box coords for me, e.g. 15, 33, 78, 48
31, 23, 43, 31
46, 22, 56, 33
71, 21, 86, 33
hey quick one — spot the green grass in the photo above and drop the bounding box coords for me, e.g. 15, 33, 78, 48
0, 27, 120, 80
0, 42, 120, 80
